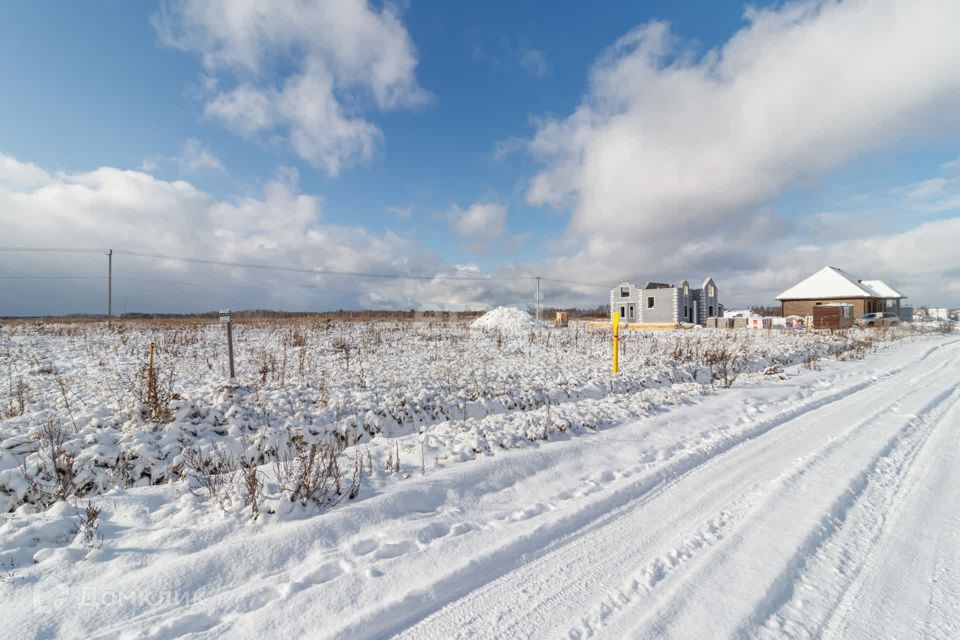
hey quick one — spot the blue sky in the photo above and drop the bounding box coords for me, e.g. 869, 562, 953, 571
2, 0, 960, 314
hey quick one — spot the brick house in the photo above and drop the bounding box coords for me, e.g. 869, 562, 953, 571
775, 266, 905, 318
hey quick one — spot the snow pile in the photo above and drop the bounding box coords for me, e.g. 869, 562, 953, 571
471, 306, 542, 332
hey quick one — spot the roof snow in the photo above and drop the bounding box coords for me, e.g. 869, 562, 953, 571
776, 266, 903, 300
859, 280, 906, 299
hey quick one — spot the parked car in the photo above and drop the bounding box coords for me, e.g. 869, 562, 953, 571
855, 311, 900, 327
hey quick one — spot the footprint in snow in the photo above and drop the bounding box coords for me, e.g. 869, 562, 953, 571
415, 522, 451, 545
282, 561, 348, 597
449, 522, 473, 536
234, 585, 282, 613
350, 539, 379, 556
509, 502, 549, 521
372, 540, 416, 560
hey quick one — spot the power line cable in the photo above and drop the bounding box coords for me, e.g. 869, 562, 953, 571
0, 247, 104, 255
0, 246, 615, 289
540, 276, 610, 289
0, 276, 105, 281
112, 249, 536, 282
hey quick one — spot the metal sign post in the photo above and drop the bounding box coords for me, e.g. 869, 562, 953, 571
220, 309, 235, 380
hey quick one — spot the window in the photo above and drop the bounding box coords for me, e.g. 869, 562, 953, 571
708, 305, 714, 316
628, 305, 635, 319
620, 287, 630, 298
619, 306, 626, 318
647, 296, 655, 309
708, 284, 715, 297
684, 305, 689, 319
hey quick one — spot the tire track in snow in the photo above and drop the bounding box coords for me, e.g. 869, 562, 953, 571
550, 351, 958, 640
615, 344, 960, 639
741, 386, 960, 638
331, 352, 928, 639
753, 385, 960, 639
389, 340, 960, 639
566, 373, 958, 640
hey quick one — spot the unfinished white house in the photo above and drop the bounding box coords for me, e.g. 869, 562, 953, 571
610, 278, 720, 325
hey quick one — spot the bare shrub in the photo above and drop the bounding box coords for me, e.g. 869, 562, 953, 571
21, 419, 75, 505
238, 452, 263, 520
274, 435, 363, 507
134, 349, 177, 422
76, 502, 103, 551
331, 337, 352, 369
704, 343, 746, 388
6, 377, 29, 417
255, 350, 277, 384
54, 374, 80, 433
763, 363, 785, 377
803, 353, 822, 370
181, 444, 237, 511
290, 326, 308, 348
386, 441, 401, 474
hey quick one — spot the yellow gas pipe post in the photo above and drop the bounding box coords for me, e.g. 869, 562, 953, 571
612, 312, 620, 375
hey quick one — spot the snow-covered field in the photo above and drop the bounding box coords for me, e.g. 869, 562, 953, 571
0, 316, 956, 638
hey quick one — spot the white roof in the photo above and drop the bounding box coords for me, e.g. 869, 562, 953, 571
859, 280, 905, 299
776, 266, 877, 300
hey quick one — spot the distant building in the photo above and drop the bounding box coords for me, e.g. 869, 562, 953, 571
611, 278, 719, 325
775, 266, 905, 318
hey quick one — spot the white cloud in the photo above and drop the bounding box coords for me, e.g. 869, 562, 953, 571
474, 37, 551, 79
0, 152, 461, 314
492, 136, 526, 161
141, 139, 225, 177
726, 215, 960, 307
0, 153, 548, 314
525, 0, 960, 290
897, 176, 960, 212
154, 0, 430, 176
519, 49, 551, 78
204, 85, 275, 136
386, 205, 413, 220
940, 157, 960, 174
0, 155, 50, 190
178, 139, 224, 173
448, 202, 508, 240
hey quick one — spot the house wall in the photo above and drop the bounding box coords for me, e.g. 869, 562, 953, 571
678, 282, 691, 323
701, 280, 719, 320
689, 290, 701, 323
781, 298, 885, 318
640, 287, 677, 323
610, 284, 639, 322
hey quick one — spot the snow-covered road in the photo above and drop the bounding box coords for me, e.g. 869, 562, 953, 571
3, 334, 959, 639
392, 336, 960, 640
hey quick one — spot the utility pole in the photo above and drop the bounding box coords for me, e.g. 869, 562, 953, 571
106, 249, 113, 329
536, 276, 541, 323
